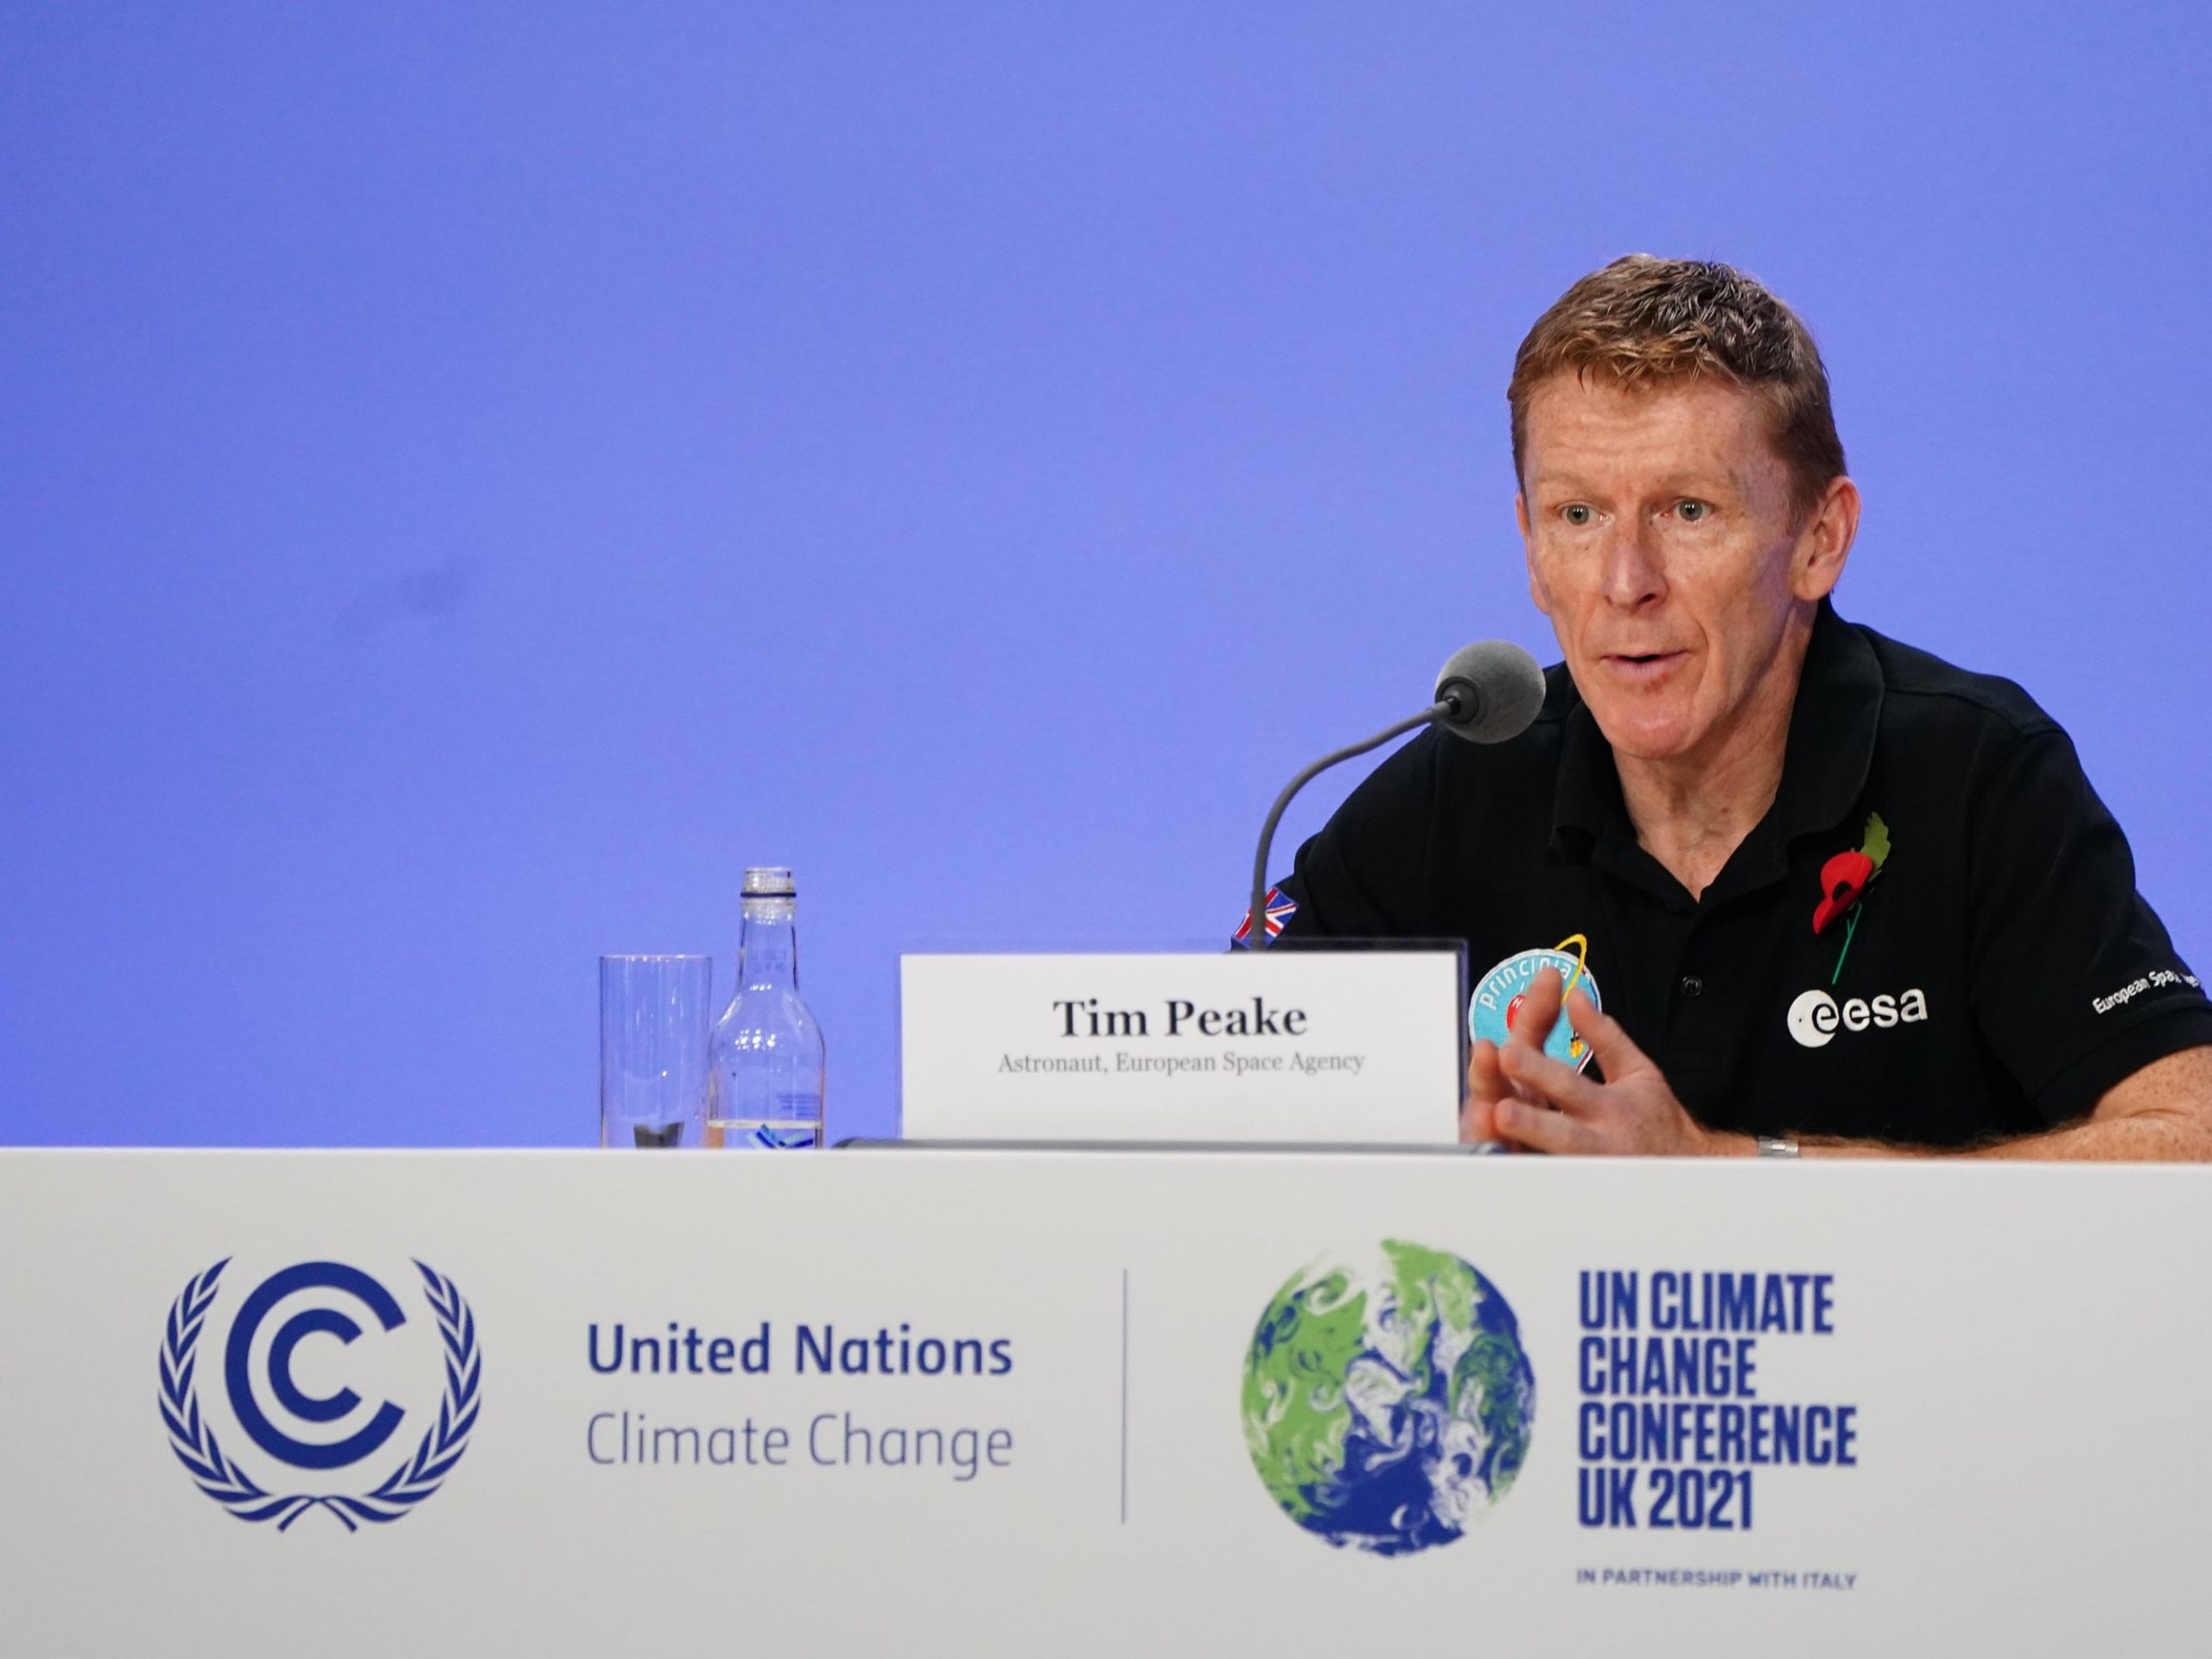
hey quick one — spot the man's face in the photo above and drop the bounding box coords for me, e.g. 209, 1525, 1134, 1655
1516, 372, 1849, 766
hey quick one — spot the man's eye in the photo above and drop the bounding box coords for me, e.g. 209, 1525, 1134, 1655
1561, 504, 1593, 527
1675, 499, 1708, 523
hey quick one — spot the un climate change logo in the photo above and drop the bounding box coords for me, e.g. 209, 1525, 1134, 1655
1242, 1242, 1534, 1556
158, 1259, 481, 1531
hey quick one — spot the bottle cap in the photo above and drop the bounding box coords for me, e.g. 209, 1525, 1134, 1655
742, 867, 796, 898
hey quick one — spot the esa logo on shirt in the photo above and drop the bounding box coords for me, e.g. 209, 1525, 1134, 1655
1786, 986, 1929, 1048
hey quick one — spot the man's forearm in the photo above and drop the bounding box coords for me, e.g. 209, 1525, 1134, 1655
1773, 1116, 2209, 1161
1738, 1047, 2212, 1163
1789, 1108, 2212, 1162
1965, 1108, 2212, 1162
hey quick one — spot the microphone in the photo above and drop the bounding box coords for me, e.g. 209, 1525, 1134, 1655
1431, 639, 1550, 742
1244, 639, 1547, 950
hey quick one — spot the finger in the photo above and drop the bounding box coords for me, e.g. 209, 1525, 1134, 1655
1507, 966, 1566, 1053
1564, 988, 1653, 1081
1493, 1094, 1603, 1155
1470, 1033, 1547, 1111
1466, 1037, 1508, 1106
1497, 1039, 1611, 1118
1459, 1092, 1496, 1144
1461, 1043, 1502, 1142
1463, 1038, 1541, 1141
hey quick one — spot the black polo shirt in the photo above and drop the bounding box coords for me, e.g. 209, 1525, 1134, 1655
1268, 601, 2212, 1146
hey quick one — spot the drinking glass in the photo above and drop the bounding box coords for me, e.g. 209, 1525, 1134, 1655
599, 955, 712, 1148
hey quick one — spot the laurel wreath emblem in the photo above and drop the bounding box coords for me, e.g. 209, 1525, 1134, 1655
158, 1258, 481, 1532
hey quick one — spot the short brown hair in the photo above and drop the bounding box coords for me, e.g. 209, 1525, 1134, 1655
1508, 255, 1847, 523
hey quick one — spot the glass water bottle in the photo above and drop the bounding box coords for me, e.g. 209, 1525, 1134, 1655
707, 867, 826, 1148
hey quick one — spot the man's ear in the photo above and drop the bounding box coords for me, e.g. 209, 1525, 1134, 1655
1792, 475, 1859, 603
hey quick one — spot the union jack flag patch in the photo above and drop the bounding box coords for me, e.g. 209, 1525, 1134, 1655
1233, 887, 1297, 946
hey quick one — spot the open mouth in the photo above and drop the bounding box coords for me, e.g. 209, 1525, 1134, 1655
1602, 650, 1687, 681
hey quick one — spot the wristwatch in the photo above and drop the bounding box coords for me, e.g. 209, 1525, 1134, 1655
1755, 1134, 1801, 1159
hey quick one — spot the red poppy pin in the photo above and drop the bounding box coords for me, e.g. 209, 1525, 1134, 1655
1814, 813, 1891, 935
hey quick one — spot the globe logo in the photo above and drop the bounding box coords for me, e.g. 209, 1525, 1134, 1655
1242, 1241, 1535, 1555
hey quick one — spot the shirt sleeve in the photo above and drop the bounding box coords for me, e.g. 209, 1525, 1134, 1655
1966, 725, 2212, 1125
1259, 730, 1441, 944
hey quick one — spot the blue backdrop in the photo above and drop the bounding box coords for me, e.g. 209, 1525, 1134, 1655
5, 3, 2209, 1146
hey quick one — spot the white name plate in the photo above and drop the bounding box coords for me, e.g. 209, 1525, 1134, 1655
899, 950, 1465, 1142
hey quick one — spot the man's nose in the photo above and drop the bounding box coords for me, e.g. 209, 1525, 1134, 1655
1599, 522, 1666, 609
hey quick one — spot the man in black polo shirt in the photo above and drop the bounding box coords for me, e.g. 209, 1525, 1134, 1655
1264, 256, 2212, 1158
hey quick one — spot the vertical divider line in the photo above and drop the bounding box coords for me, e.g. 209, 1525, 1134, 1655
1120, 1267, 1130, 1524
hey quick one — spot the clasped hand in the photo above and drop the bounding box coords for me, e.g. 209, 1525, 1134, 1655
1460, 967, 1732, 1155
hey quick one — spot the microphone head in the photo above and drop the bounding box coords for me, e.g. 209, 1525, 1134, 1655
1433, 639, 1548, 743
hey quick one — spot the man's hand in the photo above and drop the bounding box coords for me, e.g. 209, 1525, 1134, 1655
1460, 966, 1743, 1156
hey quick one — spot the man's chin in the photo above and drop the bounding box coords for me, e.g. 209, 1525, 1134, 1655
1582, 702, 1701, 764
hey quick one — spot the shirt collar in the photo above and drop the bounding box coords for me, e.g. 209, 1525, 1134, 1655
1548, 599, 1885, 885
